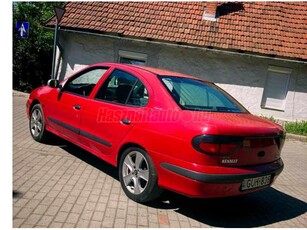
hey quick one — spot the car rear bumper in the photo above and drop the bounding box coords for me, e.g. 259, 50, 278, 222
161, 159, 283, 183
159, 159, 284, 198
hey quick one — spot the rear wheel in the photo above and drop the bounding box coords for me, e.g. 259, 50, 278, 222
29, 104, 49, 142
119, 147, 162, 203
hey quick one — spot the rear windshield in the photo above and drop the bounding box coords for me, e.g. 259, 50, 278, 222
159, 76, 248, 113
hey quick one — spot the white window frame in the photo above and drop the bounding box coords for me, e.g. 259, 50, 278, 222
118, 50, 147, 65
261, 66, 292, 111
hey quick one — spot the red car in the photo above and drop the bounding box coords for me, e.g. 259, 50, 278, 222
26, 63, 285, 203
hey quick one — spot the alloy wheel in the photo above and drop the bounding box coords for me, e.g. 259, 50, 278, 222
30, 108, 43, 137
122, 150, 149, 195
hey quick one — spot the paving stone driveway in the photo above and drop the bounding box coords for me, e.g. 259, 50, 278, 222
13, 94, 307, 228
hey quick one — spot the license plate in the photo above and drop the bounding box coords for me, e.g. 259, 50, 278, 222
241, 175, 271, 191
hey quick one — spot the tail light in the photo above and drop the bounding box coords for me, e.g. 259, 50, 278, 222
275, 132, 286, 150
192, 135, 243, 155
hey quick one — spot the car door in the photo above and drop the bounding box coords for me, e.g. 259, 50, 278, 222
46, 67, 109, 142
78, 68, 150, 161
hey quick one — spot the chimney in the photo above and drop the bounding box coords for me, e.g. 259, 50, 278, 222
202, 2, 218, 21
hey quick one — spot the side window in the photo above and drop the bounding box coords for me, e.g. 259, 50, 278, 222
128, 80, 149, 106
64, 68, 108, 97
95, 69, 149, 106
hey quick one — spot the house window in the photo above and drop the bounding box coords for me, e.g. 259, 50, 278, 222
261, 66, 292, 111
118, 50, 147, 66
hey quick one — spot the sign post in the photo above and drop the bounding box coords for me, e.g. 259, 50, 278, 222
51, 6, 65, 79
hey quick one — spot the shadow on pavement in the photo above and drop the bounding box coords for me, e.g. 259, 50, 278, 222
50, 137, 307, 228
13, 190, 23, 199
150, 187, 307, 227
54, 137, 119, 180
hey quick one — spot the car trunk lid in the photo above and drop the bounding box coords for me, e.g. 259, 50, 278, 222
218, 134, 284, 167
189, 112, 285, 167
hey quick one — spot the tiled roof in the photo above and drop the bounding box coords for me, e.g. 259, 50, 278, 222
47, 2, 307, 60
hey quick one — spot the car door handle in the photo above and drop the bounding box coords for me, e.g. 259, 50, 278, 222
121, 118, 131, 125
73, 104, 81, 110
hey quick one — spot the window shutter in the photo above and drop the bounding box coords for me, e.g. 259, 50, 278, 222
261, 66, 291, 111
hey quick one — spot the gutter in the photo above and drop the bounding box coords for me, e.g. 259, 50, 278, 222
56, 27, 307, 64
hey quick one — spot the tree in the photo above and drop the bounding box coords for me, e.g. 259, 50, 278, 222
13, 2, 64, 92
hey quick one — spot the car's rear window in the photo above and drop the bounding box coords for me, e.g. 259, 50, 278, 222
159, 76, 248, 113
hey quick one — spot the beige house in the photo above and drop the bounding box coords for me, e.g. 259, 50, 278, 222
47, 2, 307, 121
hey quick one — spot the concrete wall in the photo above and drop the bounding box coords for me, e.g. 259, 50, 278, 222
56, 31, 307, 121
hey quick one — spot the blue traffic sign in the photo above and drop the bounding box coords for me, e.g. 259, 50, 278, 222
16, 21, 29, 39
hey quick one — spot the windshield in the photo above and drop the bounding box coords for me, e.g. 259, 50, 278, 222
159, 76, 248, 113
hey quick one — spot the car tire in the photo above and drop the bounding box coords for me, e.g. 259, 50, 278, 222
29, 104, 49, 142
119, 147, 163, 203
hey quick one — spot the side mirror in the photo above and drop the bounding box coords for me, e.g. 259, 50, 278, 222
47, 79, 59, 88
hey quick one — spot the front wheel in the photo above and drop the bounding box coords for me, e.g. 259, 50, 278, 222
119, 147, 162, 203
29, 104, 49, 142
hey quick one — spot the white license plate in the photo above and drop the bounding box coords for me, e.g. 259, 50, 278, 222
241, 175, 271, 191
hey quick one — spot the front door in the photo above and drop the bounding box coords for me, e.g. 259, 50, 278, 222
46, 67, 109, 142
79, 68, 150, 163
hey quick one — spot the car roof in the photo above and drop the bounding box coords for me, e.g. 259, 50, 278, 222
95, 62, 202, 80
130, 65, 193, 78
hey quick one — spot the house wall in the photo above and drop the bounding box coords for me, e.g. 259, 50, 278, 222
56, 31, 307, 121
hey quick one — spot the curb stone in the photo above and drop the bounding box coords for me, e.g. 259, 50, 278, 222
13, 90, 29, 98
286, 133, 307, 143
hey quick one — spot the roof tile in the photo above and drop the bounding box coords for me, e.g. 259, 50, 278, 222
48, 1, 307, 60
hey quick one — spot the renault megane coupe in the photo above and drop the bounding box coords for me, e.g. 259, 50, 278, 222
26, 62, 285, 203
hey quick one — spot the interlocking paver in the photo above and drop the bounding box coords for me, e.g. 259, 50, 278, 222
66, 212, 80, 224
13, 93, 307, 228
36, 215, 53, 227
49, 222, 63, 228
76, 218, 90, 228
54, 211, 69, 223
114, 218, 125, 228
101, 216, 114, 227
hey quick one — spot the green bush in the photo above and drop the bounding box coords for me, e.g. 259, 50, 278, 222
258, 115, 307, 136
13, 2, 64, 93
285, 121, 307, 136
258, 115, 276, 123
